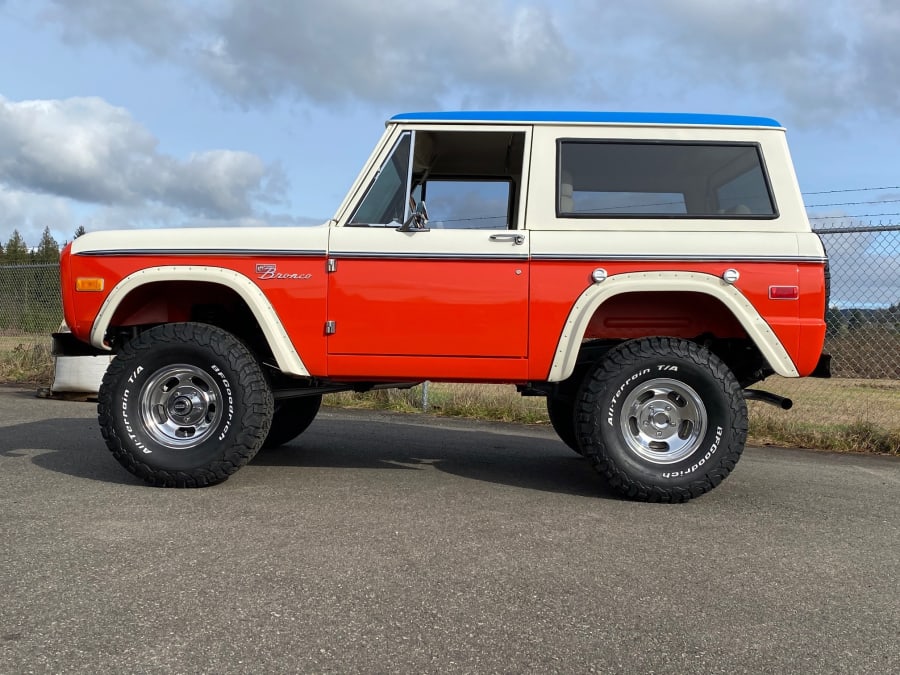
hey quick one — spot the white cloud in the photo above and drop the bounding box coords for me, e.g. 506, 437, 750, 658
41, 0, 574, 108
41, 0, 194, 58
824, 231, 900, 306
571, 0, 900, 124
0, 185, 75, 246
0, 95, 286, 219
35, 0, 900, 122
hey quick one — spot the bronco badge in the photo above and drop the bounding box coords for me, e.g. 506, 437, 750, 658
255, 263, 312, 280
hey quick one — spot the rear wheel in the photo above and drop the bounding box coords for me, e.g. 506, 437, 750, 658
98, 323, 273, 487
576, 337, 747, 502
261, 395, 322, 449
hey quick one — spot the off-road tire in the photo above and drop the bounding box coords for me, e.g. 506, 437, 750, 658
261, 395, 322, 449
576, 337, 747, 502
98, 322, 274, 487
547, 364, 589, 455
547, 394, 582, 455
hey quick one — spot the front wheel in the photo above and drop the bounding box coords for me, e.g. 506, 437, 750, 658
576, 338, 747, 502
98, 323, 274, 487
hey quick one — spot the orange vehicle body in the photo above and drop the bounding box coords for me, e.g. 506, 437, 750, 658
60, 247, 827, 383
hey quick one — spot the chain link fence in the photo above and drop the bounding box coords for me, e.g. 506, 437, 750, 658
0, 263, 61, 339
0, 263, 61, 383
817, 225, 900, 379
0, 228, 897, 431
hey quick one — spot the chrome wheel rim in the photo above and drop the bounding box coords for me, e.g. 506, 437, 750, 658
619, 378, 707, 464
139, 365, 223, 449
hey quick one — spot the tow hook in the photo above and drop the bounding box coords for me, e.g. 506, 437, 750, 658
743, 389, 793, 410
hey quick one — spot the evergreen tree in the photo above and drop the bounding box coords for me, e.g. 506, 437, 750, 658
847, 308, 866, 331
825, 306, 846, 338
3, 230, 28, 264
73, 225, 86, 239
35, 226, 60, 263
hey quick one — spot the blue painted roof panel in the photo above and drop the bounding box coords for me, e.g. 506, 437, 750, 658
389, 111, 782, 128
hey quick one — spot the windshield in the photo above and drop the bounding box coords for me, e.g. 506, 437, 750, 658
349, 132, 412, 225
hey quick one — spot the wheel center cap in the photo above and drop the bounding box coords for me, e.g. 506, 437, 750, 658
651, 411, 670, 428
171, 396, 194, 416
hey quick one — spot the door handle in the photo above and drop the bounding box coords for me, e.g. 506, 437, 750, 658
489, 233, 525, 245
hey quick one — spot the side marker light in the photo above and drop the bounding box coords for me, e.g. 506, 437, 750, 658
75, 277, 105, 292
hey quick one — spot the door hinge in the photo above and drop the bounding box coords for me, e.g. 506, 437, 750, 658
325, 320, 336, 335
327, 259, 337, 273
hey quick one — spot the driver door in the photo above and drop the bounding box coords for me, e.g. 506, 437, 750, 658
326, 129, 530, 378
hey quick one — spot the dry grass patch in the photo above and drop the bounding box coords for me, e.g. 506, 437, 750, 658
327, 383, 548, 424
747, 376, 899, 455
0, 340, 54, 385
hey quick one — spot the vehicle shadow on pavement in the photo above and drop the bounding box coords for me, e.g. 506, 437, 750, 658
253, 416, 615, 499
1, 406, 614, 498
0, 416, 143, 486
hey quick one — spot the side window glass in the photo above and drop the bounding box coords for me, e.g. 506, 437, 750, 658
716, 166, 773, 214
558, 141, 776, 218
423, 180, 511, 229
349, 132, 412, 226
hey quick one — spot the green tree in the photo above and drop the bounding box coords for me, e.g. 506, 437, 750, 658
847, 308, 866, 331
73, 225, 86, 239
890, 301, 900, 329
3, 230, 28, 264
825, 306, 846, 338
35, 226, 60, 263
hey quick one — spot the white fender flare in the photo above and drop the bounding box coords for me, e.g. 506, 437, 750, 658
547, 271, 798, 381
90, 266, 309, 377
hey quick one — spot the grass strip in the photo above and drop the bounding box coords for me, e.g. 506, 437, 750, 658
328, 382, 899, 456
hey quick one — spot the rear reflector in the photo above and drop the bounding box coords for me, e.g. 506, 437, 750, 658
769, 285, 799, 300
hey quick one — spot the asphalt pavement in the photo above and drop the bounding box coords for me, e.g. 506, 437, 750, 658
1, 384, 898, 674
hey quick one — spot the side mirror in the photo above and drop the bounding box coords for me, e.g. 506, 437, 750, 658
397, 200, 430, 232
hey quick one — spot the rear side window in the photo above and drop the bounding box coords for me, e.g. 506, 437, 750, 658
558, 141, 777, 218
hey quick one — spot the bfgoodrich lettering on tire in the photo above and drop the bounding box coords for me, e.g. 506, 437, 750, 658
576, 337, 747, 502
98, 322, 274, 487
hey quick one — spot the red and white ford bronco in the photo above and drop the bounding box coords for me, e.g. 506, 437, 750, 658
58, 111, 830, 501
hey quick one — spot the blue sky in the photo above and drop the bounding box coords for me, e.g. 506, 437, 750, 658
0, 0, 898, 304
